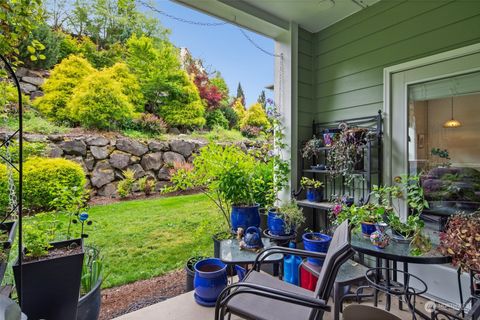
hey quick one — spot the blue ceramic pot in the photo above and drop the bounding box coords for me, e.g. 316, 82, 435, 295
302, 233, 332, 266
231, 204, 260, 232
267, 209, 293, 236
193, 258, 227, 307
360, 222, 376, 237
306, 188, 323, 202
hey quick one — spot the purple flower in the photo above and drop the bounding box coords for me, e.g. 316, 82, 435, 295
266, 98, 274, 105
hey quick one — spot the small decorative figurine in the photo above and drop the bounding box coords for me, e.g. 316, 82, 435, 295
239, 226, 264, 251
370, 222, 390, 249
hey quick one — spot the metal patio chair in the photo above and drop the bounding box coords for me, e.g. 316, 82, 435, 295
214, 220, 354, 320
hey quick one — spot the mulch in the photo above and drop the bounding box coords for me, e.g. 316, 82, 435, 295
89, 189, 202, 206
100, 269, 187, 320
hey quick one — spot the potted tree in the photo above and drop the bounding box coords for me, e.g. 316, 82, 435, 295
300, 177, 324, 202
267, 200, 306, 236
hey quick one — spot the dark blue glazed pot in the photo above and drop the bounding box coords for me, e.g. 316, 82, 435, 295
302, 233, 332, 266
306, 188, 323, 202
193, 258, 227, 307
360, 222, 376, 237
231, 204, 260, 232
267, 209, 294, 236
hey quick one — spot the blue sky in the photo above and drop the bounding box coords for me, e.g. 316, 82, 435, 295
148, 1, 274, 107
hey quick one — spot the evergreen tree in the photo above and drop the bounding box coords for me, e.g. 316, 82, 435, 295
257, 90, 266, 110
236, 82, 246, 106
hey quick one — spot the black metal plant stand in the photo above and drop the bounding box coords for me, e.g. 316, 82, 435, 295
0, 54, 23, 306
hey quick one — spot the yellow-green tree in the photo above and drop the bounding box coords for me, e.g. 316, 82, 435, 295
33, 55, 95, 122
241, 103, 270, 130
103, 62, 144, 111
232, 98, 246, 127
66, 69, 135, 130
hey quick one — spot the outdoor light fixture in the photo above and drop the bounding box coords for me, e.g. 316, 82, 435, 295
443, 96, 462, 128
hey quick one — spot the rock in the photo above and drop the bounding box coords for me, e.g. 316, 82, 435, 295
170, 140, 195, 158
128, 164, 145, 179
48, 134, 64, 142
155, 181, 170, 192
116, 138, 148, 156
16, 67, 28, 78
90, 146, 110, 160
26, 69, 45, 77
61, 139, 87, 156
91, 160, 115, 188
157, 166, 171, 181
30, 91, 44, 100
187, 155, 195, 163
71, 156, 88, 173
24, 134, 47, 142
148, 141, 169, 152
19, 82, 36, 94
85, 136, 109, 147
163, 151, 185, 165
145, 170, 157, 180
22, 76, 44, 87
48, 145, 63, 158
85, 154, 95, 171
168, 127, 181, 135
140, 152, 163, 171
97, 182, 118, 198
109, 151, 130, 170
130, 156, 141, 164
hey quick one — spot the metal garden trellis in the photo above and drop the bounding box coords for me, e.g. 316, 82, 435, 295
0, 53, 23, 307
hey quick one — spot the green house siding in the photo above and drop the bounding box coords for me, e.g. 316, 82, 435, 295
308, 0, 480, 122
298, 27, 315, 141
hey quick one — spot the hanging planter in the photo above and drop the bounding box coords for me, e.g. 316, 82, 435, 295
14, 238, 85, 320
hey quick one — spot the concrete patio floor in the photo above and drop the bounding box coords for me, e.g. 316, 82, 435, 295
115, 289, 439, 320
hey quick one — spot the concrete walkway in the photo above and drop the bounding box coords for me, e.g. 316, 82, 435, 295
115, 289, 434, 320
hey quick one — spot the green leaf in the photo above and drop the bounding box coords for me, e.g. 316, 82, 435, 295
39, 54, 46, 60
27, 45, 35, 54
30, 55, 38, 61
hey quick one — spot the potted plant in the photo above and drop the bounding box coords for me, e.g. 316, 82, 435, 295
13, 212, 85, 320
302, 231, 332, 266
327, 125, 371, 184
438, 212, 480, 274
267, 200, 306, 236
185, 255, 208, 292
300, 177, 324, 202
301, 136, 324, 160
77, 245, 104, 320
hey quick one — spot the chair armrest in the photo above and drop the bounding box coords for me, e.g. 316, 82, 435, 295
214, 282, 330, 320
253, 246, 327, 271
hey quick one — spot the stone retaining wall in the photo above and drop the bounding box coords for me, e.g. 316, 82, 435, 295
22, 133, 263, 198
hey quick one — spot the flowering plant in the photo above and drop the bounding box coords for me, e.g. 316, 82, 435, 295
438, 212, 480, 271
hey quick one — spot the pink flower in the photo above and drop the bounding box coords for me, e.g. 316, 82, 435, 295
332, 203, 343, 216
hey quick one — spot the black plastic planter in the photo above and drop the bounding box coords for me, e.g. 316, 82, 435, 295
77, 278, 102, 320
0, 221, 17, 282
13, 238, 84, 320
185, 256, 207, 292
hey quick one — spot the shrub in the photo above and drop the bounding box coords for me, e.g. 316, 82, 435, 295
23, 157, 86, 211
220, 106, 239, 129
205, 109, 229, 130
158, 72, 206, 128
33, 55, 95, 122
117, 169, 136, 198
104, 63, 144, 110
232, 98, 246, 126
57, 33, 82, 62
0, 165, 10, 215
67, 70, 135, 130
19, 24, 62, 70
242, 103, 270, 130
132, 113, 167, 134
241, 125, 261, 138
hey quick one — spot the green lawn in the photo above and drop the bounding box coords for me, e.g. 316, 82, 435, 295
21, 193, 224, 289
87, 193, 223, 288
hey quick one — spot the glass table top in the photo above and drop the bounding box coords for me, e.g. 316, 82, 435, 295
219, 238, 283, 264
351, 228, 451, 264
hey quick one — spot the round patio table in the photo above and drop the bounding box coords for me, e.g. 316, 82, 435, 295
351, 228, 451, 319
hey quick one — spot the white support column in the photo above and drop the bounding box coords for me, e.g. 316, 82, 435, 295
274, 22, 298, 202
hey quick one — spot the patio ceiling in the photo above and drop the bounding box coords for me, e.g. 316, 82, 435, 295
174, 0, 381, 36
